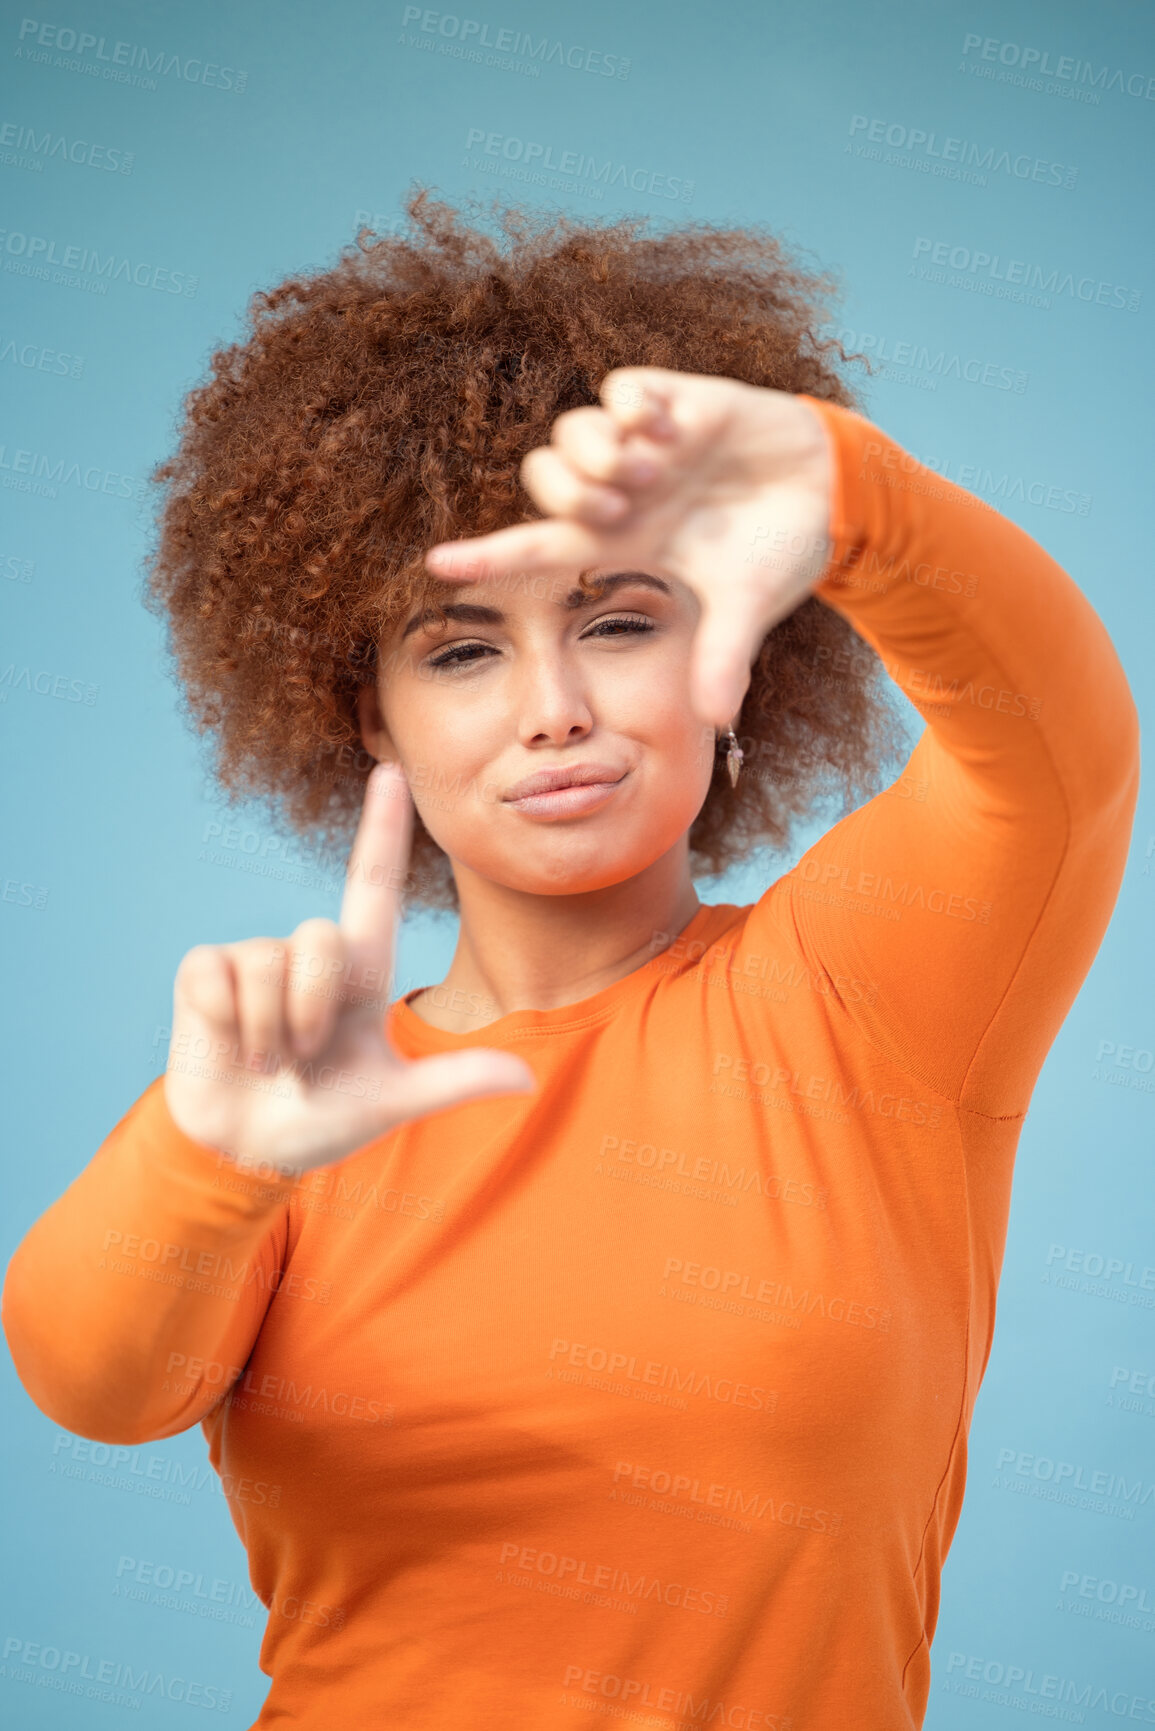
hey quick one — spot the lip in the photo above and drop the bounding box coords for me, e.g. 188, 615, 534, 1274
504, 780, 626, 820
502, 762, 627, 802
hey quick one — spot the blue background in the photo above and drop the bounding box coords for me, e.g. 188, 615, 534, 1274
2, 0, 1153, 1722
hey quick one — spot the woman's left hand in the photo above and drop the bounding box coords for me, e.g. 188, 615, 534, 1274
423, 367, 835, 729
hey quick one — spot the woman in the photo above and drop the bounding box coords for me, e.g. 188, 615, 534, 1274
3, 190, 1139, 1729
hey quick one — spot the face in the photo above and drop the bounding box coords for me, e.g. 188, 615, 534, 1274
357, 568, 719, 900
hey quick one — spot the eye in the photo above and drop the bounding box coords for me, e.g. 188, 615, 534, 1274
426, 640, 494, 670
583, 613, 655, 639
424, 613, 655, 671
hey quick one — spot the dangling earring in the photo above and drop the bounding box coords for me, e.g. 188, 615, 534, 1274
721, 726, 744, 789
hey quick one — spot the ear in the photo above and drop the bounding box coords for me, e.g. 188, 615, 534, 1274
355, 677, 396, 763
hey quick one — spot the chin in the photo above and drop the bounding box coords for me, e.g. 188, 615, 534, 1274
455, 837, 664, 899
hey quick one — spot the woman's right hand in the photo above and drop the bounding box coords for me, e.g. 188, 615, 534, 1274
162, 761, 536, 1175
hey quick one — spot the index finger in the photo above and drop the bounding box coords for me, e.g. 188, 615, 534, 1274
339, 761, 413, 976
424, 516, 608, 583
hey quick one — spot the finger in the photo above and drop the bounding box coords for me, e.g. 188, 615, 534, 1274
285, 917, 346, 1058
173, 945, 237, 1034
599, 368, 681, 439
519, 447, 631, 525
231, 938, 290, 1070
339, 761, 411, 985
690, 584, 767, 728
424, 516, 608, 582
391, 1049, 537, 1123
551, 406, 660, 488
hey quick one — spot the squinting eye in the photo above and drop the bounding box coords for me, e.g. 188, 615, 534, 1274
585, 615, 654, 638
427, 616, 654, 669
426, 642, 495, 669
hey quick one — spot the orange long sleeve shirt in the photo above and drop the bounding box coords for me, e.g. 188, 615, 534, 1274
3, 399, 1140, 1730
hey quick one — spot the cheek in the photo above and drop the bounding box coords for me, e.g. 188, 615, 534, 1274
388, 698, 505, 842
621, 675, 715, 786
415, 715, 495, 788
381, 672, 495, 780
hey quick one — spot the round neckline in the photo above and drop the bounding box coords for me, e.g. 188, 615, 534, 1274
388, 902, 727, 1055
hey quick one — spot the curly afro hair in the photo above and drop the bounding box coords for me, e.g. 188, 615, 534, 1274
144, 185, 911, 912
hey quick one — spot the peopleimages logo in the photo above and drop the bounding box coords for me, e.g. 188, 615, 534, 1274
13, 17, 248, 92
0, 228, 197, 296
0, 118, 134, 173
835, 327, 1028, 394
911, 237, 1140, 313
1, 1635, 233, 1712
960, 33, 1155, 102
944, 1651, 1155, 1720
847, 115, 1077, 189
0, 441, 145, 500
463, 127, 693, 201
400, 7, 631, 78
0, 336, 84, 377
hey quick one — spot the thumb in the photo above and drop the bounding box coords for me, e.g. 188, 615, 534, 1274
394, 1050, 537, 1122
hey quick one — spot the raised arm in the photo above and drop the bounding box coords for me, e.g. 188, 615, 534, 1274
764, 398, 1140, 1118
404, 366, 1139, 1120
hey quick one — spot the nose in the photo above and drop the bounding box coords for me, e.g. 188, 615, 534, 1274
513, 646, 594, 747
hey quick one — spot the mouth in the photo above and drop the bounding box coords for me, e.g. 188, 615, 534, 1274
502, 763, 629, 820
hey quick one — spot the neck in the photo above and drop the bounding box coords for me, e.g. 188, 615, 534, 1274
407, 844, 702, 1032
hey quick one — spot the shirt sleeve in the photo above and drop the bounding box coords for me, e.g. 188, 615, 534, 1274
742, 396, 1140, 1119
1, 1076, 298, 1444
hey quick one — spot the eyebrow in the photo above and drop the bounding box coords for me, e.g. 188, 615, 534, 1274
400, 572, 672, 640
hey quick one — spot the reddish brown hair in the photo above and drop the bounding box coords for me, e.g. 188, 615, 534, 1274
144, 186, 909, 910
